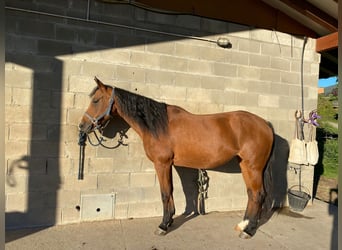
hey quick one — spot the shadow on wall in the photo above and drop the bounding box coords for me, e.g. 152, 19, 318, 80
5, 57, 63, 241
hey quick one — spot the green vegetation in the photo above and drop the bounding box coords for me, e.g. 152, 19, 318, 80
316, 93, 338, 179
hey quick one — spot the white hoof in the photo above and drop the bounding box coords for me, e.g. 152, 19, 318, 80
235, 219, 249, 232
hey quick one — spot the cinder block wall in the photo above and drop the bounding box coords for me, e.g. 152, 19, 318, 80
5, 1, 320, 228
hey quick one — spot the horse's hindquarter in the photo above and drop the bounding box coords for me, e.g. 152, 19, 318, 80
167, 107, 273, 169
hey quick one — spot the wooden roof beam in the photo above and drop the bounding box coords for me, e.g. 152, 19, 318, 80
316, 31, 338, 52
279, 0, 338, 32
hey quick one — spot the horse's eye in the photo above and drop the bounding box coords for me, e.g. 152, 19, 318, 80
92, 98, 100, 104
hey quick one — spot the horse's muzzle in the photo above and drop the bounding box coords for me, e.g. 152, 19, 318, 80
78, 121, 93, 134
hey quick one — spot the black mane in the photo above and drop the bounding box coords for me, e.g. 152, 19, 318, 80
114, 87, 168, 137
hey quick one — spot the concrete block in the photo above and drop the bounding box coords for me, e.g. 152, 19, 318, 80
5, 69, 32, 88
186, 88, 212, 103
6, 193, 27, 212
279, 96, 299, 110
67, 108, 85, 126
289, 85, 301, 98
55, 25, 76, 42
7, 157, 46, 176
128, 201, 162, 218
249, 54, 270, 68
68, 75, 96, 93
212, 62, 237, 77
258, 94, 279, 108
188, 60, 212, 75
8, 35, 37, 54
5, 141, 28, 158
5, 87, 12, 105
238, 39, 261, 53
128, 84, 159, 102
235, 92, 258, 107
9, 123, 46, 141
74, 93, 90, 109
237, 65, 261, 80
51, 91, 75, 109
6, 106, 32, 124
81, 62, 116, 80
98, 49, 131, 65
130, 51, 160, 69
114, 203, 128, 219
211, 90, 236, 106
116, 65, 145, 83
95, 31, 115, 47
116, 35, 146, 51
260, 68, 281, 82
231, 51, 249, 65
261, 43, 282, 57
159, 85, 187, 101
281, 71, 300, 85
97, 173, 130, 189
61, 207, 80, 224
47, 157, 74, 176
202, 46, 230, 63
160, 55, 188, 72
96, 142, 129, 158
72, 49, 102, 62
145, 69, 174, 85
28, 142, 60, 157
5, 175, 28, 194
141, 159, 155, 172
146, 41, 175, 55
198, 102, 224, 113
130, 172, 156, 188
247, 80, 271, 94
250, 29, 274, 43
38, 39, 73, 56
271, 57, 291, 71
63, 175, 98, 191
174, 73, 201, 88
89, 158, 114, 174
174, 42, 202, 60
224, 78, 248, 93
17, 19, 55, 39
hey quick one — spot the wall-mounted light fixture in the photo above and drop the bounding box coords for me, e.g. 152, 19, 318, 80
216, 37, 232, 48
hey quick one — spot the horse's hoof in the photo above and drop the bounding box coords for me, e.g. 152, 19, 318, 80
239, 231, 252, 239
154, 227, 167, 236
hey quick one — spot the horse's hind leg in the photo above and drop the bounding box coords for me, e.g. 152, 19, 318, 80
236, 160, 265, 239
154, 162, 175, 235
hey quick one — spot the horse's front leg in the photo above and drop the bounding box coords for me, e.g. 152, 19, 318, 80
154, 162, 175, 235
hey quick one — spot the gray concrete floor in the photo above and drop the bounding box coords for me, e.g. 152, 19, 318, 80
6, 199, 338, 250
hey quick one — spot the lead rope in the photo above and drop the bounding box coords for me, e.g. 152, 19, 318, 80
78, 131, 87, 180
197, 169, 209, 215
87, 129, 128, 149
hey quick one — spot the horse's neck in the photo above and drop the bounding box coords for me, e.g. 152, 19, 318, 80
115, 104, 144, 138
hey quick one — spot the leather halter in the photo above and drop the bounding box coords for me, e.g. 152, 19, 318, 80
84, 87, 115, 131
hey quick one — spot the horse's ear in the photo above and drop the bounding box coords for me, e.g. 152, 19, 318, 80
94, 76, 106, 91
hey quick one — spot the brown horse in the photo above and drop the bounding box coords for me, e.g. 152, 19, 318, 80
79, 77, 275, 239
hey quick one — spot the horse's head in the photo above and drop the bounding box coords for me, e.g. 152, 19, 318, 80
78, 77, 116, 133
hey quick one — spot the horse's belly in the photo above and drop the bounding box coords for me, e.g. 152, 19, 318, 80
173, 145, 236, 169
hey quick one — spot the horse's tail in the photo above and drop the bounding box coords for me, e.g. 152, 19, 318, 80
259, 123, 278, 225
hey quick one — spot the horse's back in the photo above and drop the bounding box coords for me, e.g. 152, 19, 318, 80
166, 105, 273, 168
